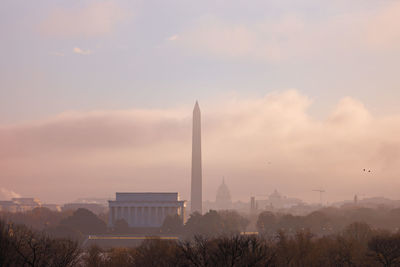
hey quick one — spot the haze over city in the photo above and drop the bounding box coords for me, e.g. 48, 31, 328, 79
4, 1, 400, 266
1, 0, 400, 204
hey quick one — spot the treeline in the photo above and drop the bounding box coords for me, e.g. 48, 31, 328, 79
3, 205, 400, 240
0, 220, 80, 267
161, 210, 249, 237
256, 206, 400, 236
0, 208, 249, 239
2, 219, 400, 266
83, 227, 400, 266
163, 207, 400, 238
0, 208, 108, 241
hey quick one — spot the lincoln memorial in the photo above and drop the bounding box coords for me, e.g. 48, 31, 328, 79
108, 192, 186, 228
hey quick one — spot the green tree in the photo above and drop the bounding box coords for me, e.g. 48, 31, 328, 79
256, 211, 277, 235
114, 219, 130, 234
162, 214, 183, 234
60, 208, 107, 235
219, 210, 249, 234
185, 210, 223, 237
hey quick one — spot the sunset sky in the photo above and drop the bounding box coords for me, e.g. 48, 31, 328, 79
1, 0, 400, 203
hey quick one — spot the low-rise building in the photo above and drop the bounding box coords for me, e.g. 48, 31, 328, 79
0, 198, 41, 212
108, 192, 186, 228
0, 201, 19, 212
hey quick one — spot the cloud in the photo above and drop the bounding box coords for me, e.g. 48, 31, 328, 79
73, 47, 93, 55
175, 16, 295, 61
167, 34, 179, 41
366, 2, 400, 50
0, 188, 20, 200
39, 1, 127, 38
173, 14, 357, 62
1, 90, 400, 203
171, 2, 400, 62
49, 52, 64, 57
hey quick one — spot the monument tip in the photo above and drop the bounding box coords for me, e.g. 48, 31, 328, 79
194, 100, 200, 110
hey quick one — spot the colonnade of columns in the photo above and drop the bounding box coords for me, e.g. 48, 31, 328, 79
109, 205, 183, 227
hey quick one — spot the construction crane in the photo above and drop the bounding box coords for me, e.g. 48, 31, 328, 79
312, 189, 325, 205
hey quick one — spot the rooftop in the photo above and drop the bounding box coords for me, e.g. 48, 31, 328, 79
114, 192, 181, 202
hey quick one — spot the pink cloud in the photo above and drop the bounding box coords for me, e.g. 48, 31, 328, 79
39, 1, 128, 39
1, 91, 400, 203
366, 2, 400, 50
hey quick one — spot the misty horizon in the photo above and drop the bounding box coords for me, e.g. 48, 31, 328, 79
1, 0, 400, 206
1, 91, 400, 204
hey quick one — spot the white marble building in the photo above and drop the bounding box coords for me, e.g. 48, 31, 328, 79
108, 193, 186, 228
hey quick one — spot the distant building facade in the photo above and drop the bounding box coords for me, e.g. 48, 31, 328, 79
215, 178, 232, 210
0, 198, 41, 212
257, 190, 303, 210
0, 201, 19, 212
250, 197, 256, 213
108, 193, 185, 228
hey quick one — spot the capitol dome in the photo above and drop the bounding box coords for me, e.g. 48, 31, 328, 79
216, 178, 232, 209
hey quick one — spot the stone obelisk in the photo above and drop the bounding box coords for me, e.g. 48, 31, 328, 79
191, 101, 202, 214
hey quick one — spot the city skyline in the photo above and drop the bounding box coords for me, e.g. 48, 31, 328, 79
1, 90, 400, 204
3, 1, 400, 265
1, 1, 400, 204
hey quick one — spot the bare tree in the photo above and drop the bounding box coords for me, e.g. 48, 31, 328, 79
178, 236, 216, 267
6, 222, 80, 267
368, 234, 400, 267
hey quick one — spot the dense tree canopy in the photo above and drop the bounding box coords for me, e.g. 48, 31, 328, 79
60, 208, 107, 235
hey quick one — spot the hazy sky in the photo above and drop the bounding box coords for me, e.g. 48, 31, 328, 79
1, 0, 400, 203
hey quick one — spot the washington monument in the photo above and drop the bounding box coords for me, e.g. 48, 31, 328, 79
191, 101, 202, 214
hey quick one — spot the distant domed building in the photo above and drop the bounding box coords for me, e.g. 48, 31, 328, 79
256, 189, 303, 210
215, 178, 232, 210
269, 189, 283, 204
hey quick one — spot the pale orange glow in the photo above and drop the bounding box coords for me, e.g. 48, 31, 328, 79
1, 91, 400, 203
